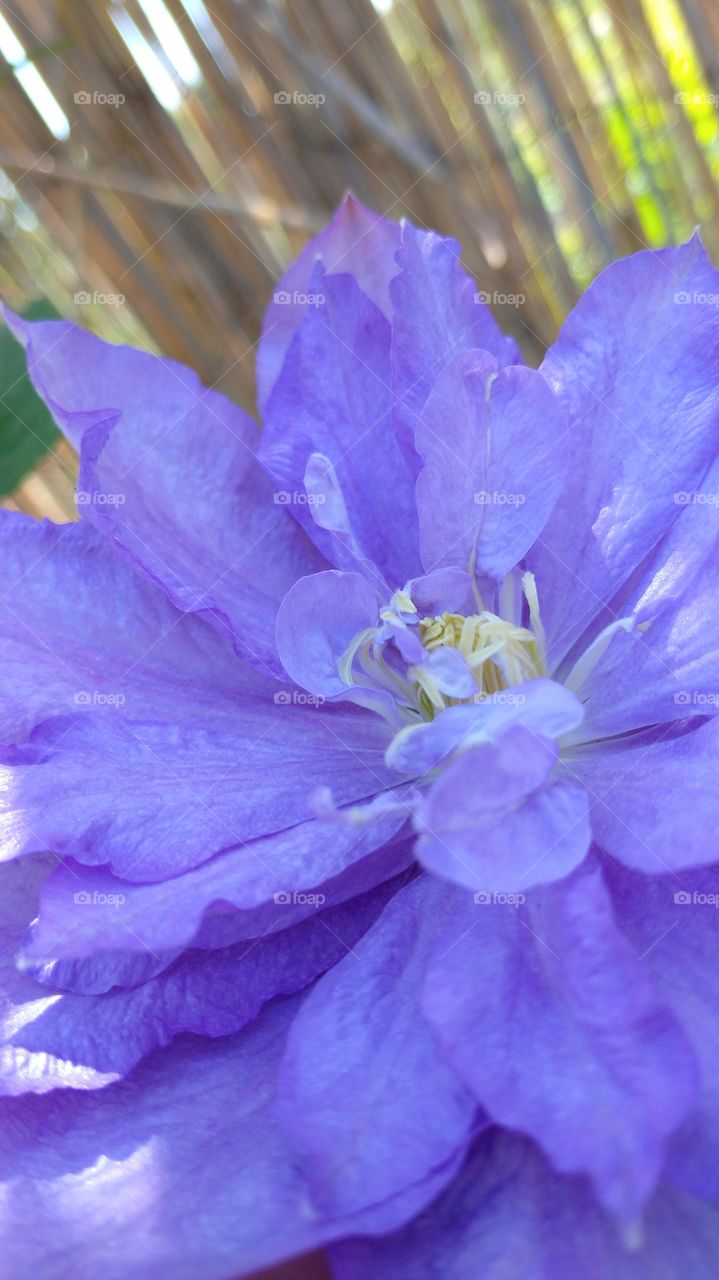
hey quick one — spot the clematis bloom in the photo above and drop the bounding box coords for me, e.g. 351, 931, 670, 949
1, 195, 719, 1278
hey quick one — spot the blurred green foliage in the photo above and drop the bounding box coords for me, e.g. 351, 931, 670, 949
0, 301, 60, 497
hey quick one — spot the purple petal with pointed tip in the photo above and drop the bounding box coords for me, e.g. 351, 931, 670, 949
391, 221, 521, 460
257, 193, 402, 409
277, 875, 478, 1216
4, 310, 323, 675
416, 351, 566, 579
330, 1129, 719, 1280
260, 270, 419, 586
423, 862, 697, 1217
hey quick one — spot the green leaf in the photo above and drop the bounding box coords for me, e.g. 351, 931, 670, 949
0, 300, 61, 497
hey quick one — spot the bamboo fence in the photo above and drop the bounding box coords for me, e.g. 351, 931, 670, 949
2, 0, 719, 517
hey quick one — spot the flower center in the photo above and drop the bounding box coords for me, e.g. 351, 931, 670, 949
411, 610, 542, 718
338, 572, 547, 726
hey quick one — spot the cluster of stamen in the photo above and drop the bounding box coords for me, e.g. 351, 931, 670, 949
338, 568, 550, 725
411, 610, 541, 717
336, 565, 640, 750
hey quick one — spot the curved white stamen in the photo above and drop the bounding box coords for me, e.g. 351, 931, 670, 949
522, 571, 546, 676
465, 640, 505, 669
407, 664, 446, 712
338, 626, 375, 688
563, 616, 635, 698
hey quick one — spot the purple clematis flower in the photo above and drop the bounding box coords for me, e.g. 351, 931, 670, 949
1, 193, 719, 1278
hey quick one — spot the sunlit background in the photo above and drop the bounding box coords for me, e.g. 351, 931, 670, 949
1, 0, 719, 517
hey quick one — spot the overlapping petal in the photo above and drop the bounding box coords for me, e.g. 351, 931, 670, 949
570, 719, 719, 873
1, 855, 401, 1094
415, 733, 590, 893
570, 455, 719, 739
0, 702, 397, 878
391, 222, 521, 459
0, 996, 463, 1280
258, 193, 402, 410
415, 351, 566, 579
606, 858, 719, 1202
21, 825, 413, 964
5, 311, 324, 674
423, 861, 696, 1216
385, 678, 584, 773
0, 510, 274, 744
527, 235, 719, 669
260, 270, 419, 586
276, 569, 381, 698
330, 1129, 719, 1280
277, 875, 479, 1216
0, 857, 119, 1094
